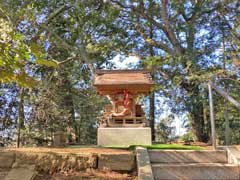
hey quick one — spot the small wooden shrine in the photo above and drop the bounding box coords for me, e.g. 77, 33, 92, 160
94, 70, 154, 127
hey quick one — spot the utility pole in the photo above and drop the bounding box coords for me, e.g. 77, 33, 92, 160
208, 82, 216, 150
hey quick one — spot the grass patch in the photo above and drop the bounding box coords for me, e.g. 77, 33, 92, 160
131, 144, 202, 150
106, 144, 203, 150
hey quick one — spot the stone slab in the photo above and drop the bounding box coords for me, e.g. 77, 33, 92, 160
0, 169, 9, 180
225, 146, 240, 164
149, 150, 228, 163
136, 147, 154, 180
98, 153, 135, 171
5, 165, 36, 180
0, 152, 15, 168
98, 127, 151, 146
152, 163, 240, 180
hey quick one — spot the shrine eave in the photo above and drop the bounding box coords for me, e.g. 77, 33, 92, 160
94, 70, 154, 85
93, 69, 154, 95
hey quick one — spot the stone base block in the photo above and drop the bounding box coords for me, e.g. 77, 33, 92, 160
152, 163, 239, 180
97, 127, 152, 146
98, 153, 135, 171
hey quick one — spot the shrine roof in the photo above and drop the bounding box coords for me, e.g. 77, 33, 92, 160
93, 70, 154, 86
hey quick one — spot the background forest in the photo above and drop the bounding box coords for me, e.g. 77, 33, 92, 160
0, 0, 239, 147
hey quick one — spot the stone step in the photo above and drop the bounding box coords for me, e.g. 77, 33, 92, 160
0, 152, 15, 168
148, 150, 228, 163
152, 163, 240, 180
98, 153, 135, 171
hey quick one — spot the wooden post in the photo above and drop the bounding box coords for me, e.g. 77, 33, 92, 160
208, 83, 216, 150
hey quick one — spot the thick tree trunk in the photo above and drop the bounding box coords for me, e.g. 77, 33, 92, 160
188, 88, 209, 142
190, 105, 206, 142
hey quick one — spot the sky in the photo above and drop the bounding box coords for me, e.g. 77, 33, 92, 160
109, 54, 186, 136
109, 54, 140, 69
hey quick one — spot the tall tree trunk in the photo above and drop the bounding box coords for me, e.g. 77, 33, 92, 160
59, 72, 77, 144
65, 94, 76, 143
17, 88, 24, 148
149, 23, 155, 142
149, 90, 155, 142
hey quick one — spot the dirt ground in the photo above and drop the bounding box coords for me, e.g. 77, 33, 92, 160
2, 147, 136, 179
3, 146, 131, 155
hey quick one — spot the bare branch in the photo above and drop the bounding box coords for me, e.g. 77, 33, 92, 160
161, 0, 185, 55
135, 24, 176, 55
42, 25, 89, 64
51, 56, 79, 66
33, 5, 71, 40
211, 82, 240, 110
113, 0, 185, 55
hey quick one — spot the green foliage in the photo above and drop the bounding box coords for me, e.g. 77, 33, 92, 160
131, 144, 202, 150
0, 0, 239, 147
119, 0, 240, 142
180, 132, 194, 142
156, 115, 176, 143
0, 17, 35, 87
214, 83, 240, 145
107, 144, 203, 150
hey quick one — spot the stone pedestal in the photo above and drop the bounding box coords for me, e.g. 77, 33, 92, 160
98, 127, 152, 146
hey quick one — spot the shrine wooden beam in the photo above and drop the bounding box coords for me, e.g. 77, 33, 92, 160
95, 69, 151, 75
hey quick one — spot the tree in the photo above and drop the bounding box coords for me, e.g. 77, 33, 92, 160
110, 0, 239, 142
156, 115, 176, 143
0, 0, 239, 146
1, 0, 120, 145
